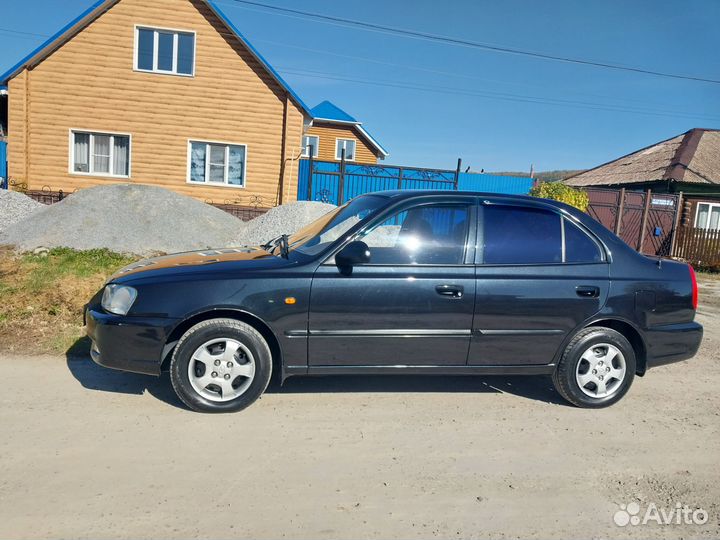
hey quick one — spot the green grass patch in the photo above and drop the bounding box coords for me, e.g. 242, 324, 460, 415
0, 248, 138, 354
20, 248, 136, 292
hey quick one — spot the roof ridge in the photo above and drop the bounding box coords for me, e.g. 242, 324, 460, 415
563, 130, 688, 182
662, 128, 705, 181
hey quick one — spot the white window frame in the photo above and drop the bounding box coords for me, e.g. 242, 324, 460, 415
68, 129, 132, 178
335, 138, 356, 161
694, 202, 720, 230
134, 25, 196, 77
186, 139, 247, 189
302, 135, 319, 158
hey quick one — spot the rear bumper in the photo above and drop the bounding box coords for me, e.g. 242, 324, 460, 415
86, 307, 179, 376
644, 321, 703, 370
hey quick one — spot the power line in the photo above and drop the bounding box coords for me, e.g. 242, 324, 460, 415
0, 20, 713, 120
0, 27, 50, 39
254, 38, 686, 110
277, 67, 720, 122
0, 28, 47, 39
222, 0, 720, 85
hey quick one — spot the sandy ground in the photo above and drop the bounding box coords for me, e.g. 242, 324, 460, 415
0, 278, 718, 540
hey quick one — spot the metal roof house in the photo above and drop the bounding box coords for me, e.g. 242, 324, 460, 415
0, 0, 321, 207
303, 100, 389, 164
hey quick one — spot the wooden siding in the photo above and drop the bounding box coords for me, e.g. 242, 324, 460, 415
6, 0, 305, 206
306, 122, 378, 164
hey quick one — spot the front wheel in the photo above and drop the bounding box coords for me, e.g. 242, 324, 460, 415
552, 327, 636, 408
170, 318, 272, 413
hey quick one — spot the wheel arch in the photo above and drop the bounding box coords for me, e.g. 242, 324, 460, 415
161, 309, 283, 380
585, 318, 647, 376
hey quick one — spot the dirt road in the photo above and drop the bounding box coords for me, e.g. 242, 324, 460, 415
1, 278, 718, 539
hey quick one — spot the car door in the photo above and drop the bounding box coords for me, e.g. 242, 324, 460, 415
468, 200, 610, 366
308, 197, 478, 367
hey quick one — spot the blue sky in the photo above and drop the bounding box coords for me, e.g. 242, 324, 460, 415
1, 0, 719, 172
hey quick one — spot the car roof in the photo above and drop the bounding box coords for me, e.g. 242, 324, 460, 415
366, 190, 540, 203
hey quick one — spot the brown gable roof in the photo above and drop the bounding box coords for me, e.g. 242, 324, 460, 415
565, 128, 720, 187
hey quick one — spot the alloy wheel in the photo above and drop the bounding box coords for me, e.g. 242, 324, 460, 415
187, 338, 256, 402
575, 343, 626, 399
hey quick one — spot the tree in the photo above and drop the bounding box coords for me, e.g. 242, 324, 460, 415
530, 182, 589, 212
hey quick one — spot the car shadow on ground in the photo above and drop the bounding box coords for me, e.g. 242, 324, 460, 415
269, 374, 567, 405
66, 338, 187, 410
66, 338, 567, 410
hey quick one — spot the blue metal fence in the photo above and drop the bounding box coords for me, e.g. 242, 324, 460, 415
0, 141, 7, 189
298, 158, 533, 205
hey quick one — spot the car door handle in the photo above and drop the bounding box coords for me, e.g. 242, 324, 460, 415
576, 286, 600, 298
436, 285, 464, 298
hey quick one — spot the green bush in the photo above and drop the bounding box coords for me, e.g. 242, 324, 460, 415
530, 182, 589, 212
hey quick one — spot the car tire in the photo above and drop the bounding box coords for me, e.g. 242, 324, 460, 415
552, 326, 636, 408
170, 318, 272, 413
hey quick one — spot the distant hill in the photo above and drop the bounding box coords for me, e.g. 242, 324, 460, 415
488, 170, 585, 182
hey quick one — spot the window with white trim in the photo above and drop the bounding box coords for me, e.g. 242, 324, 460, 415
335, 138, 356, 161
189, 141, 246, 187
302, 135, 319, 158
136, 27, 195, 76
695, 202, 720, 231
71, 131, 130, 177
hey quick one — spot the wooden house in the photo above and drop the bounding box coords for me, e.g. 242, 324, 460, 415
0, 0, 314, 207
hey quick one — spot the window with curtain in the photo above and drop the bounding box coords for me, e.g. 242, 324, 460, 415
189, 141, 246, 187
71, 131, 130, 177
335, 139, 356, 161
695, 203, 720, 231
135, 27, 195, 76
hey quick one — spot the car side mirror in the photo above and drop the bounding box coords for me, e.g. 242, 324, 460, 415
335, 241, 371, 268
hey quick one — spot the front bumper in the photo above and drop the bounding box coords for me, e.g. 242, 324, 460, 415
644, 321, 703, 370
86, 307, 180, 376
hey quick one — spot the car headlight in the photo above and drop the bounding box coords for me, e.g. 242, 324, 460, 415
101, 284, 138, 315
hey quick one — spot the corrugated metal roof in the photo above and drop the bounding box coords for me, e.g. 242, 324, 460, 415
0, 0, 312, 116
310, 100, 357, 123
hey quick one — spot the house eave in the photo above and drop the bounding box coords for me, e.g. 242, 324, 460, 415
311, 118, 389, 158
0, 0, 120, 85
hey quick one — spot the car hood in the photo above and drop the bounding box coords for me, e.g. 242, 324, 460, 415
110, 246, 296, 282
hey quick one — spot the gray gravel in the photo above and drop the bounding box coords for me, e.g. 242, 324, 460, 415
0, 190, 44, 234
235, 200, 336, 246
0, 184, 337, 256
0, 184, 246, 256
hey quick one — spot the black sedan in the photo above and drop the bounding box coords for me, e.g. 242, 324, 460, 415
86, 191, 702, 412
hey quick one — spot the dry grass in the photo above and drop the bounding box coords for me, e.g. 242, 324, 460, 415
0, 248, 136, 354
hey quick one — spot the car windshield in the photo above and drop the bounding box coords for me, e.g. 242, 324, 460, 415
283, 195, 388, 256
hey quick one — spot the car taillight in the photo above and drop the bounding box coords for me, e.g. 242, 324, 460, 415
689, 264, 698, 311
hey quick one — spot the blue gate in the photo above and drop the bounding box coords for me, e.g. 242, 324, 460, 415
298, 157, 534, 205
0, 141, 7, 189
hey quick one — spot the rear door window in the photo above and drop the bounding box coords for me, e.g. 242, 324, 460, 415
482, 205, 562, 264
481, 205, 603, 265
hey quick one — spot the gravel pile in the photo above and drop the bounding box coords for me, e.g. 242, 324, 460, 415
0, 190, 45, 234
235, 201, 336, 246
0, 184, 246, 256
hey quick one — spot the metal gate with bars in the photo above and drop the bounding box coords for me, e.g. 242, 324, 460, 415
585, 187, 680, 257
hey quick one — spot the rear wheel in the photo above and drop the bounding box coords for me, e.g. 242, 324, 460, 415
170, 318, 272, 413
552, 327, 636, 408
